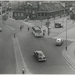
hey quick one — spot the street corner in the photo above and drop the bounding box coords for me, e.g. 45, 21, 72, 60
62, 50, 75, 69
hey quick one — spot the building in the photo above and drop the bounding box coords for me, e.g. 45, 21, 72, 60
36, 2, 65, 20
13, 1, 65, 20
1, 1, 9, 13
13, 1, 38, 20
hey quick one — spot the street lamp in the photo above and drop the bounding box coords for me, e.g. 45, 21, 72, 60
33, 10, 36, 25
66, 17, 67, 50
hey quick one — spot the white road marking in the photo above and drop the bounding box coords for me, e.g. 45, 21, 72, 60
16, 37, 31, 74
12, 36, 31, 74
52, 37, 75, 42
12, 36, 19, 73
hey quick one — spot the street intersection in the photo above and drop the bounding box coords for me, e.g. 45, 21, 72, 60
0, 12, 75, 73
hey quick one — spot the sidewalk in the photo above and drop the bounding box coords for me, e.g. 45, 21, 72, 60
62, 42, 75, 69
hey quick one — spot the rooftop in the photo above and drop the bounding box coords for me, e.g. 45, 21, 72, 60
37, 3, 64, 12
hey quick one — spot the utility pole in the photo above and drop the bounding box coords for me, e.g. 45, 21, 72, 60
66, 17, 67, 51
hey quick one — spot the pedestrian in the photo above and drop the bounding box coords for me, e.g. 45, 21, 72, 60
20, 25, 22, 31
20, 26, 21, 31
43, 30, 45, 36
43, 32, 45, 36
22, 69, 25, 74
14, 32, 15, 38
28, 27, 29, 31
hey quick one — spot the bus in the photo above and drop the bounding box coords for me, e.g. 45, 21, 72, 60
32, 26, 43, 37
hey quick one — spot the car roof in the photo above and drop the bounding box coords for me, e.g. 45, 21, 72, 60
57, 38, 62, 40
36, 50, 43, 54
56, 38, 62, 41
35, 50, 46, 57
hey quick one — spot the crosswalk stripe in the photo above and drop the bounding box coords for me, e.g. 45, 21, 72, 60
44, 36, 75, 42
53, 37, 75, 41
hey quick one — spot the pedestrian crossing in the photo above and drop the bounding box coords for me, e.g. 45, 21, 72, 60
53, 37, 75, 41
44, 36, 75, 42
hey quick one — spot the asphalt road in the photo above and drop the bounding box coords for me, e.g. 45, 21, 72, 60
1, 16, 75, 74
53, 26, 75, 41
17, 30, 75, 74
0, 20, 16, 74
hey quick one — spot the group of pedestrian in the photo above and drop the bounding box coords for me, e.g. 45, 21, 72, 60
20, 24, 30, 32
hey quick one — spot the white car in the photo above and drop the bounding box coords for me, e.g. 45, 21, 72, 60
0, 28, 2, 32
34, 50, 46, 62
56, 38, 63, 46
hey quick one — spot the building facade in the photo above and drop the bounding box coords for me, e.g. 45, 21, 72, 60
13, 1, 65, 20
13, 1, 38, 20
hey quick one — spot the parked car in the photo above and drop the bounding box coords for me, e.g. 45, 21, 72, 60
0, 28, 2, 32
56, 38, 63, 46
34, 50, 46, 62
55, 22, 63, 28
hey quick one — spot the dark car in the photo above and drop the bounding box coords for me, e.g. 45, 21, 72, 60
34, 50, 46, 61
55, 22, 63, 28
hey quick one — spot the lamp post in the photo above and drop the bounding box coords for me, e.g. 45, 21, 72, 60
33, 10, 35, 25
66, 17, 67, 50
53, 15, 55, 28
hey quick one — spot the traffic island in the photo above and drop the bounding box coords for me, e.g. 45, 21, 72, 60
62, 42, 75, 69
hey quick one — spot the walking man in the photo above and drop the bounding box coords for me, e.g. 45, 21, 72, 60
20, 25, 22, 31
28, 27, 29, 31
14, 32, 15, 38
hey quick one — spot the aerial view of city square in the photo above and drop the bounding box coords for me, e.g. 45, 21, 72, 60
0, 0, 75, 74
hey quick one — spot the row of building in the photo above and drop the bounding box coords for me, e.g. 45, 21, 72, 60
0, 1, 10, 15
0, 1, 75, 20
13, 1, 69, 20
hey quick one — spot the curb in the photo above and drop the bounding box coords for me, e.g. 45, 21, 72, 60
62, 50, 75, 69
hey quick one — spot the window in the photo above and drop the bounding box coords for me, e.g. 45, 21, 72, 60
14, 13, 17, 16
45, 13, 47, 16
26, 9, 28, 13
21, 13, 23, 16
41, 13, 44, 16
18, 13, 20, 16
38, 13, 40, 16
29, 10, 31, 13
